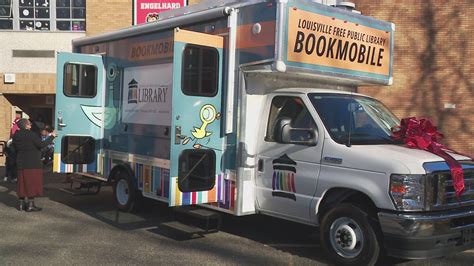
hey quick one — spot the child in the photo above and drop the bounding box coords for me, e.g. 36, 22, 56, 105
40, 126, 54, 165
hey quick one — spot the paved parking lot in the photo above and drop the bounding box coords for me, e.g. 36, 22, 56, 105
0, 168, 473, 265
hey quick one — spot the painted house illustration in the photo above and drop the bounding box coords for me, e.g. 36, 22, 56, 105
128, 79, 138, 104
272, 154, 297, 201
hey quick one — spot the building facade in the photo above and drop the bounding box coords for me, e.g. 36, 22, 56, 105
0, 0, 472, 167
0, 0, 132, 165
356, 0, 473, 157
1, 0, 87, 165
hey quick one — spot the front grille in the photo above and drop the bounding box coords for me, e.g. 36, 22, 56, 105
432, 171, 474, 210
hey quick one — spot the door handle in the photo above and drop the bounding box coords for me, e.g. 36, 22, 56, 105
258, 159, 264, 172
175, 126, 182, 144
58, 117, 67, 128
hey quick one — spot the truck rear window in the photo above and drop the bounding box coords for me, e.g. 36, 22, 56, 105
63, 63, 97, 98
181, 44, 218, 97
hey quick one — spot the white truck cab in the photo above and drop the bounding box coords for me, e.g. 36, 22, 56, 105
245, 83, 474, 263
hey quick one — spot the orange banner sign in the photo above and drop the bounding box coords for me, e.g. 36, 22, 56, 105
287, 8, 392, 76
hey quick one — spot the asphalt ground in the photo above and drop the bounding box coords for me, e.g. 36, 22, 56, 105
0, 167, 473, 265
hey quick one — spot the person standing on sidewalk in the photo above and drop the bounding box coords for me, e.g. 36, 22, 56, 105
4, 117, 20, 183
12, 118, 56, 212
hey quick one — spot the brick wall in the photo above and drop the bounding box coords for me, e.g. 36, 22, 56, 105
0, 95, 10, 164
0, 73, 55, 94
87, 0, 133, 37
0, 73, 56, 164
0, 73, 55, 152
355, 0, 474, 157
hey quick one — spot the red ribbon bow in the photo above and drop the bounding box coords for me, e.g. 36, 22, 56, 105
391, 117, 466, 197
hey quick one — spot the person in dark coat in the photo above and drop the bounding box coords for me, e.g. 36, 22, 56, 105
4, 117, 20, 183
4, 139, 17, 182
12, 118, 56, 212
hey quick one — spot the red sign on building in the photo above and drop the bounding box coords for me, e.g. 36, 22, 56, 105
133, 0, 187, 25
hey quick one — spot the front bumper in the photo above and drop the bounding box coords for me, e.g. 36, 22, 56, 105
378, 206, 474, 259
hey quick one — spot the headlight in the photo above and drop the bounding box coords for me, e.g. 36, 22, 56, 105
389, 174, 427, 211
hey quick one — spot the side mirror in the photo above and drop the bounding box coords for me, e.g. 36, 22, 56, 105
273, 117, 291, 143
274, 117, 318, 146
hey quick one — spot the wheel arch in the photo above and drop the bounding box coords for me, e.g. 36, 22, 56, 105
108, 163, 136, 187
317, 187, 379, 223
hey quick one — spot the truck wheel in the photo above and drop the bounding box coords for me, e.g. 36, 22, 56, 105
113, 170, 140, 212
320, 203, 382, 266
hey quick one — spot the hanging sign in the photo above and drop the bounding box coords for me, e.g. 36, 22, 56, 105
133, 0, 186, 25
286, 4, 393, 83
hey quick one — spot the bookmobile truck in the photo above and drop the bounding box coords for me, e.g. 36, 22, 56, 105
53, 0, 474, 264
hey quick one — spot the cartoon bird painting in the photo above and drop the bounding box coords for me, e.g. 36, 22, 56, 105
182, 104, 220, 149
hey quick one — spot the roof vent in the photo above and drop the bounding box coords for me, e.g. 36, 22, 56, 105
334, 1, 361, 14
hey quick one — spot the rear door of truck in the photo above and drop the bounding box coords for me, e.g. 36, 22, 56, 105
168, 28, 225, 207
53, 52, 105, 175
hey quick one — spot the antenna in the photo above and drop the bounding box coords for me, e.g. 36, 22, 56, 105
346, 98, 356, 147
347, 109, 352, 147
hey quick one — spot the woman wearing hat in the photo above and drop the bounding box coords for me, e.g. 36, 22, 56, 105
12, 118, 56, 212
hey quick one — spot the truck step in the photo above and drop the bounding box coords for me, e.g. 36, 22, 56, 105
160, 221, 204, 236
173, 206, 221, 233
60, 175, 103, 196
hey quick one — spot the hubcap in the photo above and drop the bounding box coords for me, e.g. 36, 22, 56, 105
329, 217, 364, 258
116, 179, 129, 206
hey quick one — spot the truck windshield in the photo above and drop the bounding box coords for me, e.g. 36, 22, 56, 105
309, 93, 401, 145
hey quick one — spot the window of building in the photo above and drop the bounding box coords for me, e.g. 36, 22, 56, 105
56, 0, 86, 31
182, 44, 219, 97
19, 0, 50, 30
0, 0, 13, 30
0, 0, 86, 31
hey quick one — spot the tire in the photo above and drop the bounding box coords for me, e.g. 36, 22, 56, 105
113, 169, 140, 212
320, 203, 382, 266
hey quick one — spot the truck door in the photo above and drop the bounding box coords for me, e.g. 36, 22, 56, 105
53, 52, 105, 175
256, 95, 323, 222
169, 28, 224, 207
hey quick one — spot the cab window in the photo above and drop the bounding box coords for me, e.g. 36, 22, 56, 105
265, 96, 316, 142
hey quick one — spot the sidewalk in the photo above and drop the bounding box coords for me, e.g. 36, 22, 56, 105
1, 167, 316, 265
0, 166, 473, 265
